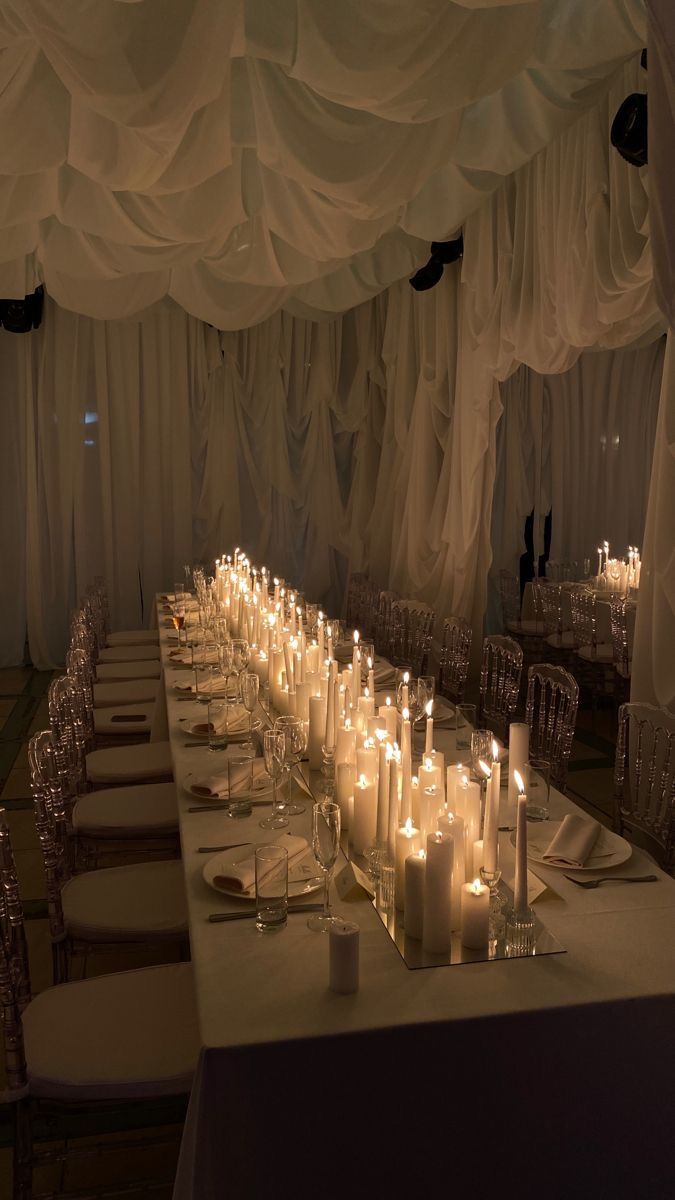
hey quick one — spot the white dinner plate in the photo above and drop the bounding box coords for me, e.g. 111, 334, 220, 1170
203, 843, 323, 899
183, 770, 274, 802
510, 820, 632, 871
183, 717, 262, 740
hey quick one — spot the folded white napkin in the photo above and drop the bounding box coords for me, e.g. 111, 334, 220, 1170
170, 647, 219, 665
187, 703, 249, 737
211, 833, 309, 894
543, 814, 609, 868
190, 757, 270, 799
373, 661, 397, 687
175, 676, 226, 696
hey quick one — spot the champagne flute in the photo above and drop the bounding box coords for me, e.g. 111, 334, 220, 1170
307, 801, 343, 932
218, 639, 234, 700
240, 672, 260, 754
231, 638, 250, 701
274, 715, 307, 816
171, 600, 186, 647
260, 730, 288, 830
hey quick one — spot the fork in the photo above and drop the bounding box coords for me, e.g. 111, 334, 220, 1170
563, 874, 658, 889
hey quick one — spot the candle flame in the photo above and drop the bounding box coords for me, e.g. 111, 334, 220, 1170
327, 625, 332, 638
471, 878, 482, 894
460, 774, 469, 788
385, 743, 394, 760
412, 775, 419, 787
404, 817, 413, 835
425, 699, 433, 717
353, 630, 360, 645
345, 718, 351, 730
359, 774, 367, 788
364, 686, 369, 698
479, 759, 491, 778
386, 695, 391, 707
402, 707, 410, 721
492, 739, 499, 761
375, 728, 387, 742
424, 756, 433, 771
367, 656, 373, 670
514, 769, 525, 795
403, 671, 409, 683
418, 849, 426, 860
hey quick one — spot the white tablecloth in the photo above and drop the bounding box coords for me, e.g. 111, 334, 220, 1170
158, 602, 675, 1199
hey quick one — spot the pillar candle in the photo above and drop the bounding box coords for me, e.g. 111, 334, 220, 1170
306, 645, 320, 675
335, 721, 357, 767
436, 811, 465, 927
404, 850, 426, 939
422, 831, 454, 955
418, 785, 441, 845
327, 624, 334, 662
387, 758, 399, 859
352, 775, 377, 856
295, 680, 310, 724
329, 921, 359, 994
446, 763, 466, 815
460, 879, 490, 950
513, 793, 529, 914
400, 708, 412, 821
508, 723, 530, 809
376, 744, 390, 843
378, 698, 397, 740
308, 695, 327, 771
395, 818, 421, 907
336, 763, 356, 829
418, 755, 442, 794
356, 742, 378, 784
357, 691, 375, 719
318, 620, 325, 664
460, 779, 481, 879
483, 761, 499, 874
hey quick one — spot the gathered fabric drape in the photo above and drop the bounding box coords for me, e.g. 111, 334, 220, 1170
0, 0, 648, 327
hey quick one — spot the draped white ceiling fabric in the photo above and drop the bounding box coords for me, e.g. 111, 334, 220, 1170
0, 0, 648, 327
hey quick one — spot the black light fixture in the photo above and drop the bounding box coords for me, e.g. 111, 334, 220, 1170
0, 286, 44, 333
610, 49, 647, 168
409, 235, 463, 292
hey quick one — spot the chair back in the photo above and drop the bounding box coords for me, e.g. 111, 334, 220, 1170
479, 635, 523, 736
526, 663, 579, 793
0, 810, 30, 1091
610, 594, 631, 677
569, 587, 597, 653
615, 703, 675, 873
389, 601, 435, 676
438, 616, 472, 704
539, 583, 563, 637
498, 570, 521, 629
359, 579, 381, 641
375, 590, 400, 658
345, 573, 368, 629
28, 732, 70, 943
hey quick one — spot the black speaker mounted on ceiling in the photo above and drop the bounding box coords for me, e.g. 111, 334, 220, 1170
409, 235, 464, 292
0, 286, 44, 333
610, 49, 648, 168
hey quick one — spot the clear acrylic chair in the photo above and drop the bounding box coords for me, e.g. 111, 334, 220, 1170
375, 589, 400, 659
345, 572, 368, 629
609, 593, 632, 707
539, 582, 577, 663
569, 586, 613, 727
389, 601, 435, 676
479, 635, 523, 738
614, 703, 675, 875
0, 810, 197, 1200
498, 570, 522, 634
525, 663, 579, 794
438, 616, 472, 705
359, 578, 381, 640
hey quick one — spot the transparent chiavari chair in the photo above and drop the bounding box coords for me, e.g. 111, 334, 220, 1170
345, 572, 368, 629
359, 578, 381, 640
0, 810, 197, 1200
609, 594, 632, 706
615, 703, 675, 875
438, 616, 472, 705
479, 635, 523, 738
539, 582, 577, 661
525, 663, 579, 794
389, 601, 435, 676
498, 570, 522, 635
375, 589, 400, 659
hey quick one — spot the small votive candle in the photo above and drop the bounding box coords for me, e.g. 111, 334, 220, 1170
329, 921, 360, 994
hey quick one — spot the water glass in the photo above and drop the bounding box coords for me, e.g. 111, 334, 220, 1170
274, 716, 307, 816
417, 675, 436, 716
456, 703, 477, 753
470, 727, 493, 778
231, 639, 250, 699
207, 699, 228, 751
255, 845, 288, 932
307, 801, 342, 932
226, 755, 254, 819
260, 729, 288, 830
525, 757, 551, 822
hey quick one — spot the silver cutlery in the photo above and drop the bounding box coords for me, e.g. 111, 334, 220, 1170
208, 903, 323, 923
188, 800, 272, 813
563, 873, 658, 889
198, 843, 250, 853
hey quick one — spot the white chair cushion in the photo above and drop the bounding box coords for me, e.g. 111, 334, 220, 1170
61, 858, 187, 941
93, 679, 160, 709
577, 643, 614, 663
72, 781, 178, 836
24, 963, 198, 1102
107, 630, 159, 647
99, 644, 161, 662
86, 740, 173, 784
96, 661, 161, 682
93, 704, 154, 736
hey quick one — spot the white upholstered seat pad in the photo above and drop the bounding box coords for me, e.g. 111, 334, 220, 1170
96, 661, 161, 682
107, 630, 160, 647
99, 644, 161, 662
93, 704, 154, 736
72, 781, 178, 835
577, 643, 614, 663
86, 740, 173, 784
61, 858, 187, 940
24, 963, 198, 1102
93, 679, 160, 708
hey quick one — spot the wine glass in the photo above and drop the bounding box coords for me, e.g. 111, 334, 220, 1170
471, 728, 493, 779
171, 600, 187, 647
307, 801, 343, 932
417, 676, 435, 712
218, 639, 234, 700
230, 639, 250, 700
260, 730, 288, 830
274, 715, 307, 816
240, 672, 260, 754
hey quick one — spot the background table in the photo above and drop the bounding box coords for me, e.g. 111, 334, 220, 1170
157, 604, 675, 1200
522, 579, 637, 649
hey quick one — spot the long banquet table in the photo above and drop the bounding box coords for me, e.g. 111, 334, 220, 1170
159, 604, 675, 1199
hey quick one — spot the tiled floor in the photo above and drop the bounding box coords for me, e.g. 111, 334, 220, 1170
0, 663, 620, 1196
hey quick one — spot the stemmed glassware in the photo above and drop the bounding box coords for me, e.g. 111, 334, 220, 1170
396, 675, 420, 724
471, 729, 493, 780
307, 801, 343, 932
274, 715, 307, 816
218, 639, 234, 700
240, 672, 260, 754
171, 599, 187, 647
260, 730, 288, 830
230, 639, 250, 701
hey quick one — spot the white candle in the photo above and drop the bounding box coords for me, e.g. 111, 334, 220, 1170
446, 762, 466, 814
378, 697, 397, 740
352, 774, 377, 856
473, 838, 484, 876
424, 699, 434, 755
513, 775, 529, 914
484, 743, 501, 874
376, 743, 390, 844
335, 721, 357, 767
400, 707, 412, 821
367, 657, 375, 697
437, 810, 465, 926
324, 662, 336, 752
357, 689, 375, 719
387, 758, 399, 859
422, 830, 454, 955
356, 741, 378, 784
327, 624, 334, 662
418, 785, 440, 845
460, 879, 490, 950
336, 763, 356, 829
308, 695, 327, 771
395, 818, 421, 906
460, 778, 481, 879
401, 671, 409, 711
318, 618, 325, 664
508, 723, 529, 811
404, 850, 426, 940
352, 631, 361, 696
295, 680, 310, 724
418, 754, 442, 794
329, 921, 359, 994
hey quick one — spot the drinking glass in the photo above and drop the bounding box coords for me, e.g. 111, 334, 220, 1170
207, 699, 228, 751
225, 755, 253, 819
396, 676, 420, 722
171, 600, 187, 647
231, 639, 250, 700
194, 661, 215, 706
218, 639, 234, 699
260, 729, 288, 830
173, 582, 185, 602
470, 728, 493, 778
417, 676, 436, 720
456, 703, 477, 755
255, 845, 288, 932
525, 757, 551, 822
274, 715, 307, 816
307, 801, 343, 932
240, 672, 260, 754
